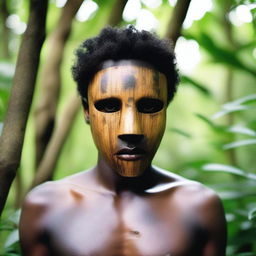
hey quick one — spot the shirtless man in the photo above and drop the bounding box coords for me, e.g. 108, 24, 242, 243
19, 26, 227, 256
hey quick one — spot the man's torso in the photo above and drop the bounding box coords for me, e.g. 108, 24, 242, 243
21, 172, 211, 256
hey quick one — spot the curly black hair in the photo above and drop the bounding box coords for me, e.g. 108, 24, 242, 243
72, 26, 179, 105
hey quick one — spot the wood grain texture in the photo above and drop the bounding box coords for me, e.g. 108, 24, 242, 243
88, 62, 167, 177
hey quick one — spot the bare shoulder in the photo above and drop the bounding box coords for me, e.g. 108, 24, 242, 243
19, 176, 90, 254
23, 180, 69, 209
19, 181, 59, 254
153, 166, 226, 237
153, 165, 223, 211
20, 180, 70, 231
174, 179, 225, 222
165, 173, 227, 255
160, 168, 225, 222
175, 180, 222, 207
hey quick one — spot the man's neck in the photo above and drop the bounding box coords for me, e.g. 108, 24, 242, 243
94, 156, 158, 194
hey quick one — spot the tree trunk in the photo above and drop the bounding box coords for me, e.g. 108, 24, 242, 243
165, 0, 192, 47
31, 0, 127, 188
34, 0, 83, 168
222, 0, 238, 167
107, 0, 128, 26
32, 95, 80, 187
0, 0, 48, 217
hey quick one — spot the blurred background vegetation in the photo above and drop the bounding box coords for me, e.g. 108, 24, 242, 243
0, 0, 255, 255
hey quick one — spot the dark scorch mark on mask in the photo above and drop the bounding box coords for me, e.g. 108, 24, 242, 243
126, 97, 133, 107
153, 71, 160, 96
101, 73, 108, 93
123, 75, 136, 90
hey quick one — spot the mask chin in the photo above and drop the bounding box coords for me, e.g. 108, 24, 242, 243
114, 158, 149, 177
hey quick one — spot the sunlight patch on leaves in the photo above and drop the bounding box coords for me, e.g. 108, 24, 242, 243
225, 94, 256, 106
233, 253, 256, 256
223, 139, 256, 150
4, 230, 19, 249
212, 94, 256, 119
212, 105, 251, 119
248, 207, 256, 221
202, 163, 256, 180
227, 125, 256, 137
219, 191, 256, 200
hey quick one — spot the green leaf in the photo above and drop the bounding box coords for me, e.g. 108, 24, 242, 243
184, 33, 256, 77
237, 40, 256, 52
180, 75, 211, 96
8, 210, 21, 226
3, 254, 21, 256
195, 113, 226, 131
202, 163, 256, 180
212, 94, 256, 119
233, 253, 256, 256
248, 207, 256, 221
225, 94, 256, 106
212, 105, 251, 119
4, 229, 19, 248
219, 191, 256, 200
226, 125, 256, 137
168, 127, 192, 138
223, 139, 256, 150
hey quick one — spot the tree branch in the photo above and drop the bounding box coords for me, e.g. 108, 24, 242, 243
34, 0, 83, 167
31, 0, 127, 187
165, 0, 192, 47
0, 0, 48, 217
32, 94, 80, 187
107, 0, 128, 26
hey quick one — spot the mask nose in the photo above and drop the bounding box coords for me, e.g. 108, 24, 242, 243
118, 108, 143, 143
118, 134, 144, 144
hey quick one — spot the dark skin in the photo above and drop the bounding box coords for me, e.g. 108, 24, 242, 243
19, 61, 227, 256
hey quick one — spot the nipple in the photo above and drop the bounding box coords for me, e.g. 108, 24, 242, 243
129, 230, 141, 237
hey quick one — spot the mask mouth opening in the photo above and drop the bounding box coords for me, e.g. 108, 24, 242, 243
114, 146, 146, 162
115, 147, 146, 156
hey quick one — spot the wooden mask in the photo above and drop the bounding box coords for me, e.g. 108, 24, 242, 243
87, 60, 167, 177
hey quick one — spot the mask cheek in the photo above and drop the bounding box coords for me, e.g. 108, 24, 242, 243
90, 112, 119, 164
142, 112, 166, 155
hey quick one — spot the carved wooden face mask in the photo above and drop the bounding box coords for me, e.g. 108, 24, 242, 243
87, 61, 168, 177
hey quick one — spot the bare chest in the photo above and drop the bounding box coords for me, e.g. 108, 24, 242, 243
41, 193, 203, 256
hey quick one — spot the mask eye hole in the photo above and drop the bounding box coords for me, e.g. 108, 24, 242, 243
136, 98, 164, 113
94, 98, 121, 113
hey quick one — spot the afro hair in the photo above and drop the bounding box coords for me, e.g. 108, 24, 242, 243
72, 26, 179, 105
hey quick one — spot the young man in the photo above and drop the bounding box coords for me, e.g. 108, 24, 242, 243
19, 26, 227, 256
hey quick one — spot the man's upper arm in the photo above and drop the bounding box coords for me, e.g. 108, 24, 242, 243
200, 190, 227, 256
19, 183, 53, 256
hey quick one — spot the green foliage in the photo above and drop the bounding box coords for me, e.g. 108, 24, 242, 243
197, 94, 256, 255
0, 62, 14, 124
1, 0, 256, 254
181, 75, 212, 96
184, 32, 256, 77
0, 210, 21, 255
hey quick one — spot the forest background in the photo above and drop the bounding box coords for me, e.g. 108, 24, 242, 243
0, 0, 255, 255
